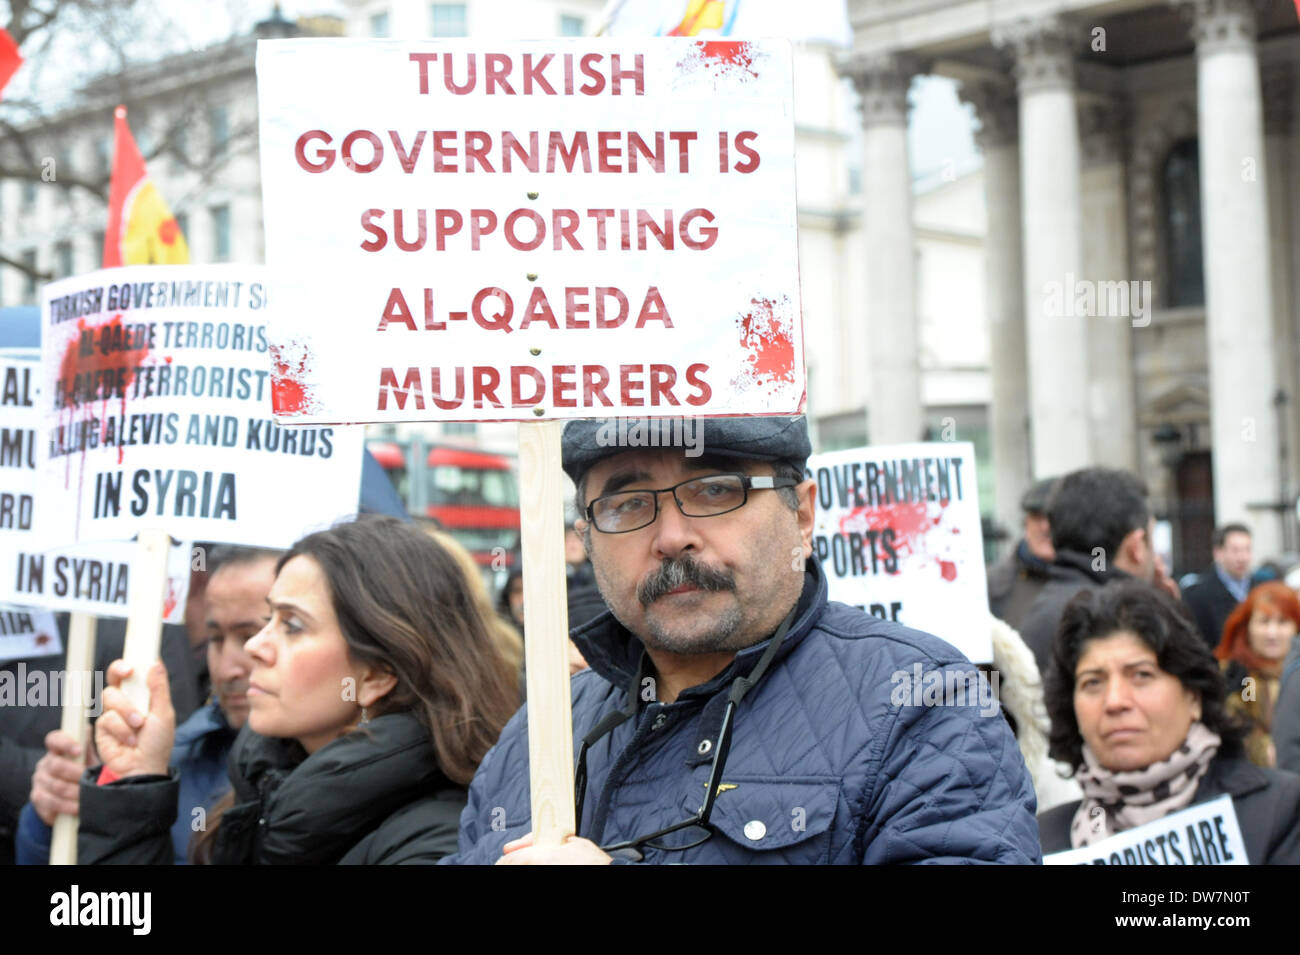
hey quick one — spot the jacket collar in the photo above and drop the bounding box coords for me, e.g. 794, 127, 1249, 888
1051, 548, 1132, 587
225, 711, 451, 864
1197, 754, 1271, 801
571, 556, 827, 698
174, 700, 232, 748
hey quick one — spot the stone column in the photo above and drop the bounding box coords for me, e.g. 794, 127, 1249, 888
995, 16, 1091, 477
1181, 0, 1282, 557
842, 52, 923, 445
961, 80, 1031, 534
1263, 63, 1296, 542
1080, 97, 1138, 471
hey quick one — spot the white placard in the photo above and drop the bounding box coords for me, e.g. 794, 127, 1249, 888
256, 38, 804, 423
0, 606, 61, 662
808, 443, 991, 664
1, 350, 191, 620
1043, 795, 1249, 866
37, 266, 364, 547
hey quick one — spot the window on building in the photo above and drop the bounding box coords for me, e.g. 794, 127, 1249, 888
21, 249, 37, 303
96, 135, 112, 179
559, 14, 585, 36
1162, 138, 1204, 308
209, 106, 230, 159
56, 149, 73, 203
443, 422, 477, 436
55, 240, 74, 278
370, 11, 390, 36
430, 3, 467, 36
210, 204, 231, 262
21, 179, 37, 211
170, 125, 189, 172
93, 231, 106, 264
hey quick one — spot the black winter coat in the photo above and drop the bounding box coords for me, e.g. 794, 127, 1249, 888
1018, 550, 1133, 676
1181, 569, 1241, 651
78, 712, 465, 864
1037, 756, 1300, 864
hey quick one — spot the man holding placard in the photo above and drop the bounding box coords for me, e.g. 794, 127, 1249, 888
451, 415, 1041, 864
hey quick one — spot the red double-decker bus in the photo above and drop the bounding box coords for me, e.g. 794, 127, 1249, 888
367, 439, 520, 572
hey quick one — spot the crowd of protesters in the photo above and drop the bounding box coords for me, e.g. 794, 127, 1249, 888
2, 416, 1298, 864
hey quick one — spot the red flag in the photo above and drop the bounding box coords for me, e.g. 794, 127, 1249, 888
103, 105, 189, 267
0, 27, 22, 99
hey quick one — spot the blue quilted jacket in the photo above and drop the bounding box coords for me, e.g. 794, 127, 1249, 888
446, 560, 1042, 864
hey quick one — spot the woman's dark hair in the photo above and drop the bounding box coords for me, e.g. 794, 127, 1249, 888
279, 515, 520, 784
1044, 579, 1245, 773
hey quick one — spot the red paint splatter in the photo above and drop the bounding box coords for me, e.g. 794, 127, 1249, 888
676, 40, 759, 81
838, 498, 962, 582
34, 633, 51, 647
157, 217, 179, 246
840, 500, 930, 561
268, 342, 314, 416
162, 581, 179, 620
56, 314, 152, 477
734, 296, 795, 392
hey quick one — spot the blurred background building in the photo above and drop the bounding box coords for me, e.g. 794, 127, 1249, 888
2, 0, 1298, 572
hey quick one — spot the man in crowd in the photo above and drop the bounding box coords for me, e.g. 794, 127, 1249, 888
15, 546, 279, 864
987, 477, 1057, 632
1181, 524, 1253, 650
0, 613, 198, 865
1019, 468, 1159, 675
565, 504, 606, 634
448, 416, 1040, 864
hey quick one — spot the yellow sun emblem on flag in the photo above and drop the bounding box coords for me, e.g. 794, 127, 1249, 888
122, 180, 190, 265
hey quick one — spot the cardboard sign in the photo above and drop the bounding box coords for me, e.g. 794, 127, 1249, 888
1043, 796, 1249, 866
808, 443, 991, 664
256, 38, 803, 423
1, 350, 190, 620
0, 606, 61, 662
37, 266, 364, 547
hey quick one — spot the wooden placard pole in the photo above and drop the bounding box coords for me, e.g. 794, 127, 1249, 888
49, 612, 97, 865
120, 529, 172, 712
518, 420, 576, 846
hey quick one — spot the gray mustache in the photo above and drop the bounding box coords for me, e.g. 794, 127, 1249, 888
638, 556, 735, 606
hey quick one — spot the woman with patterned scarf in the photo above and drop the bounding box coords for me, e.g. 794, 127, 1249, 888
1214, 581, 1300, 768
1036, 579, 1300, 864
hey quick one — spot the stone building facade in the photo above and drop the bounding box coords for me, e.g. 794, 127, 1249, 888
844, 0, 1300, 570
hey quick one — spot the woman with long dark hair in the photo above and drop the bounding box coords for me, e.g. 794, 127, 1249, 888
1038, 579, 1300, 863
79, 516, 520, 864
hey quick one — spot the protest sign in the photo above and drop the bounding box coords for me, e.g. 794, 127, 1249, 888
1043, 796, 1249, 865
808, 442, 991, 663
256, 37, 803, 423
37, 265, 363, 548
0, 605, 61, 662
1, 350, 191, 619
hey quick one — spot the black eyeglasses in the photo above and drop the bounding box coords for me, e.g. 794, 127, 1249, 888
574, 606, 795, 861
585, 473, 798, 534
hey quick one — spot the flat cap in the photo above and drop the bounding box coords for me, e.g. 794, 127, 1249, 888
1020, 477, 1058, 514
561, 416, 812, 485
